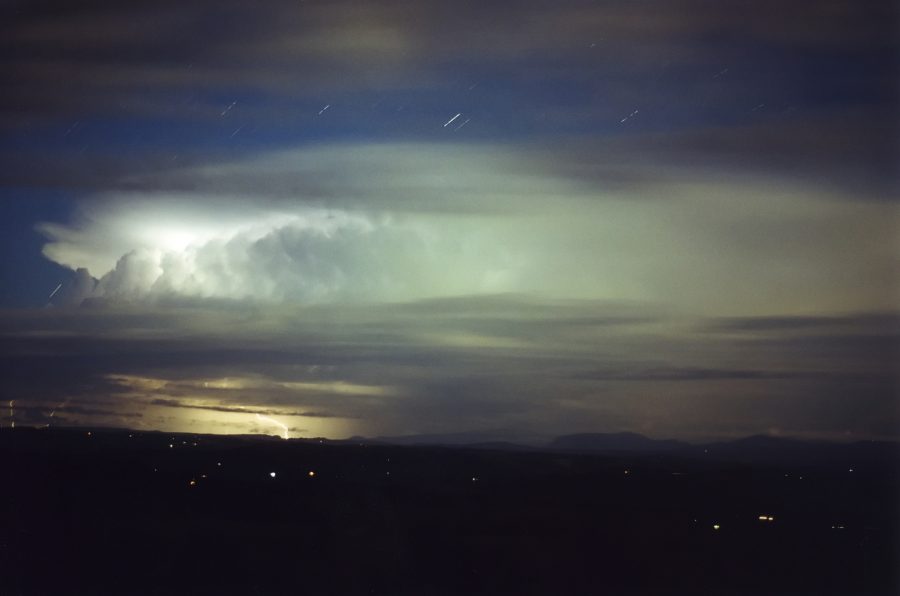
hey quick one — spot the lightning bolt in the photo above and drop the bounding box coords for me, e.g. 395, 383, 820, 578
49, 398, 70, 419
255, 414, 289, 440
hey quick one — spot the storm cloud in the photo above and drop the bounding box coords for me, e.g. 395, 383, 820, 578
1, 0, 896, 442
34, 141, 897, 314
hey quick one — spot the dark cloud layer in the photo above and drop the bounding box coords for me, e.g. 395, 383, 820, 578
148, 398, 343, 418
4, 0, 896, 122
1, 299, 896, 441
2, 0, 897, 197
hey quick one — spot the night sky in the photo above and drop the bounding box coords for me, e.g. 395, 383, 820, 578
1, 0, 897, 442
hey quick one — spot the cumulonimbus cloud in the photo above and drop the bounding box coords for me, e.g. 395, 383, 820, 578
48, 210, 522, 305
39, 142, 898, 313
38, 143, 566, 305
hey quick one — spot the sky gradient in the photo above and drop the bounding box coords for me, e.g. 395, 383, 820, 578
1, 0, 897, 441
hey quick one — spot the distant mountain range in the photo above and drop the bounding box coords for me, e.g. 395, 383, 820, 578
21, 425, 899, 463
346, 429, 548, 448
340, 431, 899, 463
549, 432, 689, 452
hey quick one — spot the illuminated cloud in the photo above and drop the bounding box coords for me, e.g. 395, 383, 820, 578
45, 206, 518, 304
39, 143, 896, 314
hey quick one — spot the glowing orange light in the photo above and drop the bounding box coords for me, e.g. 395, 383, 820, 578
308, 470, 316, 477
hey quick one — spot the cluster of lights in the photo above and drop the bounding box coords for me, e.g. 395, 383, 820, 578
147, 441, 854, 539
169, 459, 320, 487
150, 436, 858, 540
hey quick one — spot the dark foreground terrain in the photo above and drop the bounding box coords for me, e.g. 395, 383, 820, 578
2, 428, 898, 596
